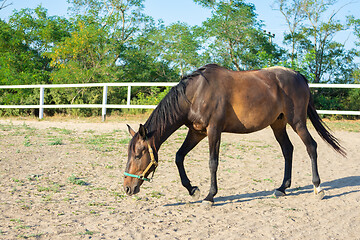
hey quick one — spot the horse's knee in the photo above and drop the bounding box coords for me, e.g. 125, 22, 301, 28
208, 157, 219, 170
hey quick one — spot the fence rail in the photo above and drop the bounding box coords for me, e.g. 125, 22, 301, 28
0, 82, 359, 120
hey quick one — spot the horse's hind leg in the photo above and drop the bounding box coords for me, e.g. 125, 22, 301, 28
176, 129, 205, 198
271, 119, 294, 197
203, 126, 222, 205
294, 122, 325, 199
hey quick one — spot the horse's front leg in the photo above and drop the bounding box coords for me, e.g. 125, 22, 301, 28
203, 127, 221, 205
175, 129, 205, 197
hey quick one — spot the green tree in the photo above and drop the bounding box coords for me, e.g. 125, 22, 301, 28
153, 22, 205, 78
115, 19, 180, 112
0, 7, 71, 115
276, 0, 356, 83
47, 1, 179, 115
1, 6, 70, 86
344, 16, 360, 113
47, 16, 114, 84
301, 0, 347, 82
41, 0, 141, 115
0, 19, 37, 115
117, 20, 179, 82
272, 0, 306, 68
68, 0, 148, 51
350, 17, 360, 47
348, 16, 360, 82
296, 1, 358, 117
196, 0, 283, 70
49, 0, 149, 84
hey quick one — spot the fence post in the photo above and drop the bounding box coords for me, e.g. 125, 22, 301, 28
127, 85, 131, 106
102, 85, 108, 122
39, 87, 44, 120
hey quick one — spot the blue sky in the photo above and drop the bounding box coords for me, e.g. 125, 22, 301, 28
1, 0, 359, 49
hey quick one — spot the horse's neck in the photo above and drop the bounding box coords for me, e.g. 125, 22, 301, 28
145, 114, 185, 151
144, 82, 190, 150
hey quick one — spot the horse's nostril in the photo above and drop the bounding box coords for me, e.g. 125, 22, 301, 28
125, 186, 132, 195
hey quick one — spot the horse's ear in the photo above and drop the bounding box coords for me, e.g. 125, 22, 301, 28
127, 124, 136, 137
138, 124, 147, 140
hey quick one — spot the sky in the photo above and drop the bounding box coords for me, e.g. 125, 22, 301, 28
1, 0, 359, 50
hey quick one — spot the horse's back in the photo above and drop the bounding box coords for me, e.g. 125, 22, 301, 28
259, 66, 309, 93
259, 66, 311, 118
186, 65, 310, 134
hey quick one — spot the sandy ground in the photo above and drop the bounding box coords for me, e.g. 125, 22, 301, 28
0, 118, 359, 240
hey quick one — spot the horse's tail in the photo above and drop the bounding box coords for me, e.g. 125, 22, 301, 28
300, 74, 347, 157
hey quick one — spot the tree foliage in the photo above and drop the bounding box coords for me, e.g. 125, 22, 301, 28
199, 0, 283, 70
273, 0, 358, 83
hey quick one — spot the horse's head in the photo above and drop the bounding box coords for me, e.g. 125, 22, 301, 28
123, 124, 158, 196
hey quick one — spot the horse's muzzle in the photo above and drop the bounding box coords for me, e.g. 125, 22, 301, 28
124, 184, 140, 196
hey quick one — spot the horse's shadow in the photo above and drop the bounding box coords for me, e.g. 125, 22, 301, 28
164, 176, 360, 207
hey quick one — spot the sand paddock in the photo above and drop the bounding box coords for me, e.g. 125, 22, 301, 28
0, 118, 359, 239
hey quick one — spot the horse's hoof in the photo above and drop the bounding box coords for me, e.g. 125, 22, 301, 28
201, 200, 214, 209
273, 189, 286, 198
191, 187, 201, 200
314, 186, 325, 200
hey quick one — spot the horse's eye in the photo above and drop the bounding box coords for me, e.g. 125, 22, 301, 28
134, 145, 145, 159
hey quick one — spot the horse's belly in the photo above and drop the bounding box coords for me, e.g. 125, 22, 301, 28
223, 100, 281, 133
223, 116, 276, 133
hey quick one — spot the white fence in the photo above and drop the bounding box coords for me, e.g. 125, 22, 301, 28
0, 82, 359, 120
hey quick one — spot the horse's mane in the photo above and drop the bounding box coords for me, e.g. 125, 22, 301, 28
145, 79, 187, 131
144, 77, 189, 134
144, 64, 217, 133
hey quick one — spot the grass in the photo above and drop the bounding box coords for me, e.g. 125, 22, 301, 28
37, 183, 61, 193
79, 229, 96, 236
10, 219, 23, 224
84, 133, 120, 152
111, 191, 126, 199
48, 137, 63, 145
0, 123, 15, 131
14, 225, 31, 229
118, 138, 131, 144
23, 136, 31, 147
148, 191, 165, 199
12, 178, 22, 183
0, 122, 37, 136
49, 127, 73, 135
324, 120, 360, 132
105, 163, 114, 169
17, 233, 43, 239
21, 204, 32, 210
68, 174, 88, 186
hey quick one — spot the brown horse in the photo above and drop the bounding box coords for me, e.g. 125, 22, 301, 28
124, 64, 345, 205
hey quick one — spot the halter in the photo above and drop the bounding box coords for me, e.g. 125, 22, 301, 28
124, 143, 158, 182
